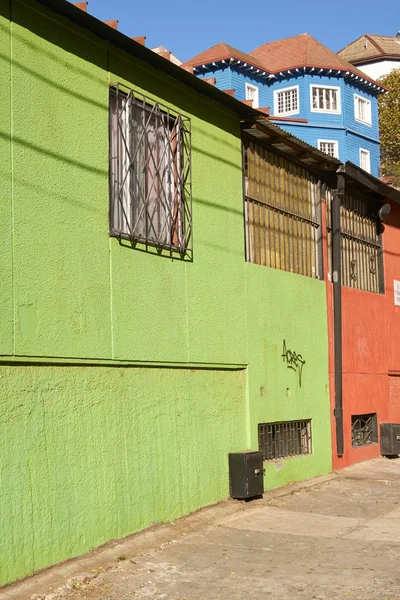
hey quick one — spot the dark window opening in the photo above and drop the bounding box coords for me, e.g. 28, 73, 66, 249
351, 413, 378, 447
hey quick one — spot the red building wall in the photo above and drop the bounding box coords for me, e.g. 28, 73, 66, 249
325, 200, 400, 470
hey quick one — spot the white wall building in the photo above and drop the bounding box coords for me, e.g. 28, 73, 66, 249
338, 34, 400, 80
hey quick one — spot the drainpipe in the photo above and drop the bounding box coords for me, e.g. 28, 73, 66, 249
332, 170, 345, 458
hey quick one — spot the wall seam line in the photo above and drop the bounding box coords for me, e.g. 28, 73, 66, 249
10, 1, 15, 355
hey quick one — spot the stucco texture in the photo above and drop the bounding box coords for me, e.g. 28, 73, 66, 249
0, 0, 332, 586
0, 364, 247, 586
246, 265, 332, 489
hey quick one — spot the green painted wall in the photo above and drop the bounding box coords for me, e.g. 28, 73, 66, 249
0, 364, 247, 585
0, 0, 331, 585
245, 266, 332, 489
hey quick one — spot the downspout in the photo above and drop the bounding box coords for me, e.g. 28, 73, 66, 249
332, 169, 345, 458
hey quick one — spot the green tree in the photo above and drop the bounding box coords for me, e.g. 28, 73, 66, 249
378, 68, 400, 185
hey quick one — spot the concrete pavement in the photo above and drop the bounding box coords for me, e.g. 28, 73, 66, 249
3, 458, 400, 600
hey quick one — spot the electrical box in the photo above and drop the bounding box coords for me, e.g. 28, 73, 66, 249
380, 423, 400, 456
229, 451, 264, 500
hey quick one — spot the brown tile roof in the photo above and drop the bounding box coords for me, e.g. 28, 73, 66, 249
182, 35, 385, 89
250, 33, 376, 81
338, 34, 400, 64
180, 42, 268, 72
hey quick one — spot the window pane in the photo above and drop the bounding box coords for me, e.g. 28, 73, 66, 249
331, 90, 337, 111
319, 88, 324, 109
277, 88, 297, 114
109, 86, 192, 252
312, 87, 318, 109
312, 87, 339, 111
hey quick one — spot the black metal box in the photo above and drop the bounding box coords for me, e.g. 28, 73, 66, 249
229, 451, 264, 500
380, 423, 400, 456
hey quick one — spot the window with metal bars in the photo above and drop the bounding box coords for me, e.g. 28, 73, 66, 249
243, 139, 323, 279
351, 413, 378, 447
326, 187, 383, 293
109, 85, 192, 252
258, 420, 312, 461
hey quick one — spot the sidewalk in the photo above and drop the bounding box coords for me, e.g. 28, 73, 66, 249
3, 458, 400, 600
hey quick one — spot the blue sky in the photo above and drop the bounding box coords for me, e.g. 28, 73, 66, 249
86, 0, 399, 62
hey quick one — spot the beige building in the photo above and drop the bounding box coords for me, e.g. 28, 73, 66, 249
338, 34, 400, 80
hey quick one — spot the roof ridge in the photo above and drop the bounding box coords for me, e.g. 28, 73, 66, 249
337, 34, 365, 54
364, 34, 385, 54
180, 41, 269, 72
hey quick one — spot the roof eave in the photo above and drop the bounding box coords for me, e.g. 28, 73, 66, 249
242, 118, 340, 172
339, 162, 400, 204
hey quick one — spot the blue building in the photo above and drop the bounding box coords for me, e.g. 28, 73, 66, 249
182, 35, 386, 177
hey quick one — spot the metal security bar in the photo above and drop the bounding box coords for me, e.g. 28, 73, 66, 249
351, 413, 378, 447
243, 140, 322, 278
258, 420, 312, 461
109, 84, 192, 252
326, 187, 383, 293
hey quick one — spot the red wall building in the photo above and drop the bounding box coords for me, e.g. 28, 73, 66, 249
325, 193, 400, 469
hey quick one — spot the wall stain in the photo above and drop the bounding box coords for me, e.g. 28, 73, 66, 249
18, 303, 38, 340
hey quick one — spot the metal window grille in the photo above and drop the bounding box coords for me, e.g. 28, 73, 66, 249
326, 187, 383, 293
312, 87, 338, 111
351, 413, 378, 447
243, 139, 322, 278
109, 84, 192, 253
258, 420, 312, 461
277, 89, 298, 114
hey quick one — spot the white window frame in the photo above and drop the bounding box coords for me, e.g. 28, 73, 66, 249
317, 139, 339, 158
310, 85, 341, 114
359, 148, 371, 173
354, 94, 372, 125
273, 85, 299, 116
245, 83, 259, 108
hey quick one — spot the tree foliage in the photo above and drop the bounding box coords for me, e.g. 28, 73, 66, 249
378, 68, 400, 184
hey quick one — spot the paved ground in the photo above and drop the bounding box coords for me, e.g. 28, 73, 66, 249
4, 458, 400, 600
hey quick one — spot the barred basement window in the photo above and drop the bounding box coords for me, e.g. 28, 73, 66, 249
258, 420, 312, 461
243, 140, 322, 279
326, 187, 383, 293
109, 84, 192, 252
351, 413, 378, 447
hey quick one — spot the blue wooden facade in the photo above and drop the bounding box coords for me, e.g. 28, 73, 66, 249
197, 65, 382, 177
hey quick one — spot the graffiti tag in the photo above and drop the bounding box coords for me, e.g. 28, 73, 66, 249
281, 339, 306, 388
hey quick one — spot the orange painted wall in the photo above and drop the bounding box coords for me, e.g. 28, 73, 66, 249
326, 201, 400, 469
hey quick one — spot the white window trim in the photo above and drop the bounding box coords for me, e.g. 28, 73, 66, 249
310, 84, 341, 114
359, 148, 371, 173
273, 85, 300, 116
317, 139, 339, 158
245, 83, 259, 108
354, 93, 372, 126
